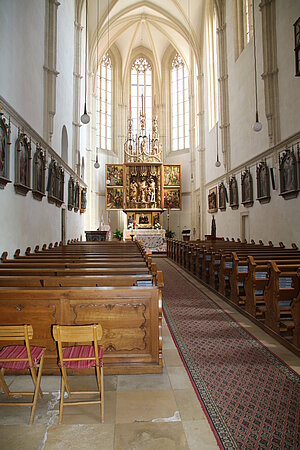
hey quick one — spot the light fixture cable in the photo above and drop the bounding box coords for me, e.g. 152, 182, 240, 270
81, 0, 90, 124
252, 0, 262, 132
94, 0, 100, 168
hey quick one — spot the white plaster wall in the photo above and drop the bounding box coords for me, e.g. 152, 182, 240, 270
202, 1, 300, 247
0, 0, 45, 135
52, 0, 75, 165
0, 2, 86, 256
276, 0, 300, 140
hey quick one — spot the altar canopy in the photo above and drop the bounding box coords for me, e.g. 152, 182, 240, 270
105, 99, 181, 222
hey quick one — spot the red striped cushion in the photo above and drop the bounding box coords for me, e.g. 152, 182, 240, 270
61, 345, 104, 369
0, 345, 44, 370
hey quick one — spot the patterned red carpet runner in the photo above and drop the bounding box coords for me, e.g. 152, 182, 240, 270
157, 259, 300, 449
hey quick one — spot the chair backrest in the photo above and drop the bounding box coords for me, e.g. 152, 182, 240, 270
52, 324, 103, 343
0, 325, 33, 341
52, 324, 103, 368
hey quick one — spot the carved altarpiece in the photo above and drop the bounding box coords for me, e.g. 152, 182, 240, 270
105, 107, 181, 222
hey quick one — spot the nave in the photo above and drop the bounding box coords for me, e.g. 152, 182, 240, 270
0, 254, 299, 450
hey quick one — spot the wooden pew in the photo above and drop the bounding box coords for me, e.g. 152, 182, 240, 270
264, 262, 300, 344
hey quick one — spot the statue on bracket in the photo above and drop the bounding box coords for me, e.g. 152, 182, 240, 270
0, 110, 11, 189
32, 144, 46, 201
14, 129, 31, 196
279, 146, 299, 199
74, 182, 80, 212
229, 176, 239, 209
47, 159, 64, 206
241, 169, 253, 207
218, 182, 227, 211
256, 161, 271, 204
68, 177, 75, 210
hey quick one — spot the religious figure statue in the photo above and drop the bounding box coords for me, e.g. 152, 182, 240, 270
149, 178, 156, 203
130, 179, 138, 204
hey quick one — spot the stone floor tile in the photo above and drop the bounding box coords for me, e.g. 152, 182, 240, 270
163, 348, 183, 367
115, 389, 178, 424
182, 420, 219, 449
117, 370, 171, 391
114, 422, 189, 450
167, 366, 193, 390
0, 424, 46, 450
44, 423, 114, 450
57, 390, 116, 425
174, 389, 206, 421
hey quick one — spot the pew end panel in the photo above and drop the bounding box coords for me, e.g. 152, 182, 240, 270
0, 286, 163, 375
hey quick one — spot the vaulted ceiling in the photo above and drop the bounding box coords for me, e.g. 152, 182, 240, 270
85, 0, 205, 78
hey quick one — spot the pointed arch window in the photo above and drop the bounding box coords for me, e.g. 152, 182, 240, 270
171, 54, 190, 151
235, 0, 253, 58
131, 57, 152, 137
96, 54, 112, 151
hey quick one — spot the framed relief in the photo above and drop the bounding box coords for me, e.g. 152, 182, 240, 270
163, 165, 181, 186
0, 112, 11, 189
106, 165, 124, 187
152, 212, 160, 227
135, 212, 152, 229
208, 187, 218, 213
106, 187, 124, 210
218, 182, 227, 211
14, 129, 31, 196
256, 161, 270, 204
127, 212, 135, 228
229, 176, 239, 209
32, 144, 46, 201
164, 187, 181, 210
68, 177, 75, 210
241, 169, 253, 207
279, 147, 299, 199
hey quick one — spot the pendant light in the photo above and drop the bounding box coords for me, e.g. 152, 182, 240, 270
81, 0, 90, 124
252, 0, 262, 132
94, 0, 100, 168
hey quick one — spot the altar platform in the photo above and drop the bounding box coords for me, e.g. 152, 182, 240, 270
123, 228, 166, 254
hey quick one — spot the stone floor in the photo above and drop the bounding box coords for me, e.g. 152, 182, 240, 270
0, 272, 299, 449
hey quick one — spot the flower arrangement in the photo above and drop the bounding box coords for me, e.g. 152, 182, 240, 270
128, 223, 134, 230
154, 222, 161, 230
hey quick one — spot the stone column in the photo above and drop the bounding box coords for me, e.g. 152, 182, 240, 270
259, 0, 281, 145
43, 0, 60, 144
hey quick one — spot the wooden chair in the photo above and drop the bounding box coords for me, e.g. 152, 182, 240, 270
52, 324, 104, 424
0, 325, 45, 424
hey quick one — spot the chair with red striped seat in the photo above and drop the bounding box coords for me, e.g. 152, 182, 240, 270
52, 324, 104, 424
0, 324, 45, 424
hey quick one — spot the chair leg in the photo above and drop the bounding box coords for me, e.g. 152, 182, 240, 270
0, 368, 10, 398
29, 353, 45, 425
61, 366, 71, 398
59, 376, 65, 425
100, 365, 104, 422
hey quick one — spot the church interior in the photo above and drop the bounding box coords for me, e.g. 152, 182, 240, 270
0, 0, 300, 448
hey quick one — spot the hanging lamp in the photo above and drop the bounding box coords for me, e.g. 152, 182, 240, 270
252, 0, 262, 132
81, 0, 90, 124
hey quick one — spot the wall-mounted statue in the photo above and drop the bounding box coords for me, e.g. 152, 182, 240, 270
32, 144, 46, 201
256, 161, 271, 204
229, 176, 239, 209
279, 146, 299, 199
14, 129, 31, 196
0, 111, 11, 189
241, 169, 253, 207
